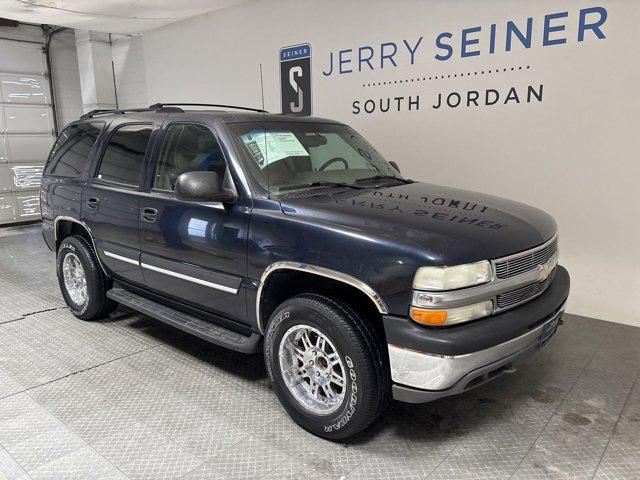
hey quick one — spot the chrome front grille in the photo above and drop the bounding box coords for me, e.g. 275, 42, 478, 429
411, 234, 561, 320
496, 269, 556, 309
494, 236, 558, 279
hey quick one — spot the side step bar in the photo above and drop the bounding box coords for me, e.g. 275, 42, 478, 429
107, 288, 261, 353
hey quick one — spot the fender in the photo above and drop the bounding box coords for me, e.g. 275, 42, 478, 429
256, 261, 388, 333
54, 215, 107, 275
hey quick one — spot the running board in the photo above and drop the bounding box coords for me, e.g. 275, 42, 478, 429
107, 288, 261, 353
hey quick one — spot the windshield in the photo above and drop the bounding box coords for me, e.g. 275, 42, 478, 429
227, 121, 403, 194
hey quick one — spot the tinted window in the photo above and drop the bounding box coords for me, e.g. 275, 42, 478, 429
97, 124, 152, 187
45, 123, 102, 177
153, 123, 227, 191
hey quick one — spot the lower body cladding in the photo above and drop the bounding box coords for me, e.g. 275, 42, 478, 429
384, 265, 570, 403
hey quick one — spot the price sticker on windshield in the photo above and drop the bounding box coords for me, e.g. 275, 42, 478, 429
241, 131, 308, 168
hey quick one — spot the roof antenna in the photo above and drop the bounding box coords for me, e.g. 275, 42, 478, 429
259, 63, 270, 198
259, 63, 266, 114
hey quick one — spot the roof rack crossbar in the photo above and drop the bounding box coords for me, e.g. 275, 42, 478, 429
149, 103, 268, 113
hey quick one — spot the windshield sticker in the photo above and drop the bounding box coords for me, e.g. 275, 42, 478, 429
241, 131, 308, 168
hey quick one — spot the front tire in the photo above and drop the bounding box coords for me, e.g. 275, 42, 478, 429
264, 294, 390, 440
57, 235, 115, 320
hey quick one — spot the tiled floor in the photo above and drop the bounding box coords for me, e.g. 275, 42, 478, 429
0, 224, 639, 480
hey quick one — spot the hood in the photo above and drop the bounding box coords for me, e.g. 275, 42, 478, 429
278, 181, 557, 266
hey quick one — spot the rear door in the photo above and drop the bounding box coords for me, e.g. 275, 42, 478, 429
138, 121, 250, 323
82, 123, 155, 286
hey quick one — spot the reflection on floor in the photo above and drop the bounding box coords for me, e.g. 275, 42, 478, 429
0, 224, 639, 479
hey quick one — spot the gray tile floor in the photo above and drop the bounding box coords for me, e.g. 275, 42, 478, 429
0, 224, 639, 480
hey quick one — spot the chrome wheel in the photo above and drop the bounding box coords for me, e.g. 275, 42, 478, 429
278, 325, 347, 415
62, 253, 88, 306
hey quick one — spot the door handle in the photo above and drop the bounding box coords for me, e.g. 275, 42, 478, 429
86, 197, 100, 210
141, 207, 158, 223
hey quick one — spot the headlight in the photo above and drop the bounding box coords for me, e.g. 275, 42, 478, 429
410, 300, 493, 326
413, 260, 492, 291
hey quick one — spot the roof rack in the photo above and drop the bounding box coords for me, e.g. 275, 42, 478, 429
80, 102, 268, 120
148, 103, 268, 113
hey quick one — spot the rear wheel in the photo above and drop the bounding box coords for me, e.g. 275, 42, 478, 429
57, 235, 116, 320
264, 294, 390, 440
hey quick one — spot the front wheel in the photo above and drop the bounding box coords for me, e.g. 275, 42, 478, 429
264, 294, 390, 440
57, 235, 116, 320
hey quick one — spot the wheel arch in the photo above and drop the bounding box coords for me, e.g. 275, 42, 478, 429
54, 216, 107, 275
54, 216, 91, 248
256, 262, 388, 334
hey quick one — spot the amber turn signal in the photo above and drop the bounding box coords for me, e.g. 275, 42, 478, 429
410, 307, 447, 326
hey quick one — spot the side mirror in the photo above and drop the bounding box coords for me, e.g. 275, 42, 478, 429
388, 161, 401, 174
175, 171, 236, 203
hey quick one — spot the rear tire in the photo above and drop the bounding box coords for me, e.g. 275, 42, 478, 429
264, 294, 390, 440
57, 235, 116, 320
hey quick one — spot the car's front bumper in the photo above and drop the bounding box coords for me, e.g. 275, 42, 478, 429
384, 265, 570, 403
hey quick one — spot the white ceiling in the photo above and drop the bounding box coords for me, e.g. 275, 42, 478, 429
0, 0, 250, 33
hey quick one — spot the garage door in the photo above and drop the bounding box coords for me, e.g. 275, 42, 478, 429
0, 38, 55, 225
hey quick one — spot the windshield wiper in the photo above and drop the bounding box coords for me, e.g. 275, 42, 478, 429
355, 175, 414, 184
278, 181, 364, 192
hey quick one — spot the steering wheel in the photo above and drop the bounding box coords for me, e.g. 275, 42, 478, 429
318, 157, 348, 171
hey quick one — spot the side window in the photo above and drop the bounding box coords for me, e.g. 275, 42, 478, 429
153, 123, 227, 191
44, 122, 102, 177
97, 124, 152, 187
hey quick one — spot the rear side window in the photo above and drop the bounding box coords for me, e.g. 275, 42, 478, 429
44, 122, 102, 177
97, 124, 152, 187
153, 123, 227, 191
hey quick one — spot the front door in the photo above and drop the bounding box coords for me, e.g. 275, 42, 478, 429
138, 122, 249, 323
82, 123, 154, 286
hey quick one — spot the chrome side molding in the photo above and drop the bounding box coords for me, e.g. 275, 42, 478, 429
55, 216, 238, 295
256, 261, 388, 333
139, 261, 238, 294
104, 250, 239, 294
104, 250, 139, 266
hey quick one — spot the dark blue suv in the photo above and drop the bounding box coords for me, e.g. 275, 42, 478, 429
41, 103, 570, 439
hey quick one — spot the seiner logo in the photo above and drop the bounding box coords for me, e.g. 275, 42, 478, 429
280, 43, 312, 116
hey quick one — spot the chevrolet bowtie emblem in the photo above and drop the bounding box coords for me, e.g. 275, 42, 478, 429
537, 262, 553, 282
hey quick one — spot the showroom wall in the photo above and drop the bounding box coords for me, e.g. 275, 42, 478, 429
49, 30, 83, 129
142, 0, 639, 326
111, 34, 148, 109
